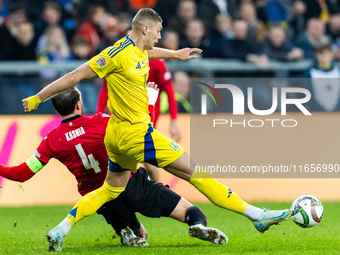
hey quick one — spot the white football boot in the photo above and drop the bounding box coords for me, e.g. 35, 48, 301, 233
188, 224, 228, 244
46, 226, 65, 251
120, 226, 148, 247
253, 208, 292, 233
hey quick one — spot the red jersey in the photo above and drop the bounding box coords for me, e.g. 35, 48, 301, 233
35, 114, 109, 196
96, 59, 178, 127
147, 59, 177, 127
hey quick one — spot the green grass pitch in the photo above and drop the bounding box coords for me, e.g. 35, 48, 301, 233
0, 202, 339, 254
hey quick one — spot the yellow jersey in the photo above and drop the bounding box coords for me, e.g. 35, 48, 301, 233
88, 36, 150, 124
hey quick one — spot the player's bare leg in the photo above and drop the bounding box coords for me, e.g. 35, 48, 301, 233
168, 197, 227, 244
105, 170, 131, 187
145, 163, 159, 181
163, 151, 291, 233
169, 197, 192, 223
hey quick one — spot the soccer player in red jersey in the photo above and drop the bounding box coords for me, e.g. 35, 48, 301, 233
1, 86, 227, 250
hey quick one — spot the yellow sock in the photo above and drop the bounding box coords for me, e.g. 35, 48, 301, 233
190, 164, 249, 214
66, 181, 125, 226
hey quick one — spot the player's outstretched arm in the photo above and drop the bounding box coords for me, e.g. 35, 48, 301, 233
147, 47, 202, 61
0, 154, 44, 182
22, 63, 98, 113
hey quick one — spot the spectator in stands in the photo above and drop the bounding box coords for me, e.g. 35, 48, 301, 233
117, 12, 132, 38
214, 14, 233, 39
74, 5, 106, 57
303, 44, 340, 111
288, 0, 307, 40
294, 18, 331, 59
71, 35, 92, 60
37, 25, 72, 80
222, 19, 268, 65
96, 15, 120, 54
37, 26, 71, 62
262, 26, 303, 61
162, 30, 180, 51
154, 0, 179, 27
239, 2, 266, 44
295, 0, 338, 23
327, 13, 340, 40
0, 21, 37, 60
327, 13, 340, 60
0, 3, 27, 51
34, 1, 62, 39
261, 0, 287, 26
173, 71, 191, 113
168, 0, 197, 37
180, 18, 216, 58
74, 0, 127, 24
209, 14, 234, 59
196, 0, 227, 30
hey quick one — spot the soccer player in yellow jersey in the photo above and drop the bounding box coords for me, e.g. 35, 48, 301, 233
22, 8, 291, 250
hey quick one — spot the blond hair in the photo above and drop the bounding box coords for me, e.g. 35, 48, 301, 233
45, 26, 70, 59
132, 8, 162, 30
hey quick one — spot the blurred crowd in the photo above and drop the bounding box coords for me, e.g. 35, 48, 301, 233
1, 0, 340, 65
2, 0, 340, 114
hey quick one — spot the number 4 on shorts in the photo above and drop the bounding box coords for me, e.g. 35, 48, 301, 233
75, 143, 101, 173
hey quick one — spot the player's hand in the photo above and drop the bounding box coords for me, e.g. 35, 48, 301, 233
175, 48, 202, 61
147, 82, 159, 106
22, 95, 42, 113
170, 120, 182, 142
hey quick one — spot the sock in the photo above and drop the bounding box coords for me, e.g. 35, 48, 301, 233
185, 206, 207, 227
66, 181, 125, 226
190, 164, 249, 214
58, 219, 71, 235
243, 206, 264, 221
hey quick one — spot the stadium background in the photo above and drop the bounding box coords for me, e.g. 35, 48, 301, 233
1, 0, 340, 206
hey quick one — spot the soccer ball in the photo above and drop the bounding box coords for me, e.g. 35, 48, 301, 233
291, 195, 323, 228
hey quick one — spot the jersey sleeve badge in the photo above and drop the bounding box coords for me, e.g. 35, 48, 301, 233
95, 56, 107, 68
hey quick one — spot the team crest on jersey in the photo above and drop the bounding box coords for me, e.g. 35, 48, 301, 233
169, 141, 180, 152
95, 57, 107, 68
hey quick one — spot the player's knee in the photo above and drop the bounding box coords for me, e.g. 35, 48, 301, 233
185, 206, 207, 227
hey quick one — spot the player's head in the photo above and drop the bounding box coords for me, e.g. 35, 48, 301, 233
132, 8, 162, 50
52, 87, 83, 117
